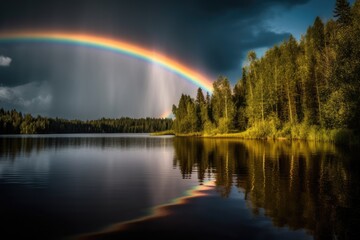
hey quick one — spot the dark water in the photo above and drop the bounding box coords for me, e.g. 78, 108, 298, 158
0, 134, 359, 240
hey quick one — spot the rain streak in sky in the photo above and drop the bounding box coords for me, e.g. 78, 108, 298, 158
0, 0, 345, 119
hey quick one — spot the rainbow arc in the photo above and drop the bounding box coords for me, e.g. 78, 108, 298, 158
0, 32, 213, 94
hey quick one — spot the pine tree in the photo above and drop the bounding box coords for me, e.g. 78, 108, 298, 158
205, 92, 213, 123
195, 88, 208, 131
233, 68, 248, 130
334, 0, 352, 25
195, 88, 205, 105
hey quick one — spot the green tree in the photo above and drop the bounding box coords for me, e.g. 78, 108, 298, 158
211, 76, 235, 132
245, 51, 257, 125
233, 68, 248, 130
334, 0, 352, 25
332, 0, 360, 129
195, 88, 209, 131
172, 94, 197, 133
278, 35, 300, 124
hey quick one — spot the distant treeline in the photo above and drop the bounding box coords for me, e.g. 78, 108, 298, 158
172, 0, 360, 141
0, 108, 172, 134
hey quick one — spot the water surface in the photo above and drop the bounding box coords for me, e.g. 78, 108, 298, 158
0, 134, 359, 239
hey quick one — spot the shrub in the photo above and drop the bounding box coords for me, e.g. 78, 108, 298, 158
218, 118, 231, 134
204, 121, 218, 135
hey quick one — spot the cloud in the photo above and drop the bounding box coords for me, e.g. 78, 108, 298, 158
0, 55, 12, 67
0, 82, 52, 114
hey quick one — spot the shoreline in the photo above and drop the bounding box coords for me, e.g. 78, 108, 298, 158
1, 131, 358, 145
151, 130, 359, 145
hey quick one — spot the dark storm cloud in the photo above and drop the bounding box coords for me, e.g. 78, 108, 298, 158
0, 0, 310, 84
0, 44, 53, 87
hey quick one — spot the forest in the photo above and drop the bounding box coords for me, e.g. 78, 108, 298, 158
172, 0, 360, 142
0, 108, 172, 134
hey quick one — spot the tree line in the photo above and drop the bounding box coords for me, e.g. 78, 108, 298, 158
172, 0, 360, 139
0, 108, 172, 134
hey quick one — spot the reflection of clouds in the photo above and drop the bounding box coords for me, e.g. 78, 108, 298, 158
0, 152, 49, 188
0, 135, 177, 191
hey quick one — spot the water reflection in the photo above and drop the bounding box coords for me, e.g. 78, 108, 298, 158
0, 134, 186, 240
0, 134, 173, 160
1, 136, 359, 240
173, 138, 360, 240
0, 135, 174, 189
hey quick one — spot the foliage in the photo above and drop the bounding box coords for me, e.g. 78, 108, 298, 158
334, 0, 352, 25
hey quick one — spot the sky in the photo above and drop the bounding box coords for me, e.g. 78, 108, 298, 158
0, 0, 350, 119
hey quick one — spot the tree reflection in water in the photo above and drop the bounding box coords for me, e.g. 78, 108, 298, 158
173, 138, 360, 240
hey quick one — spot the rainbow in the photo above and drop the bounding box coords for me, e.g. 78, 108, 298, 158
0, 31, 213, 93
160, 109, 173, 119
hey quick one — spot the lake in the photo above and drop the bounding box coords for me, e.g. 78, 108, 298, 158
0, 134, 359, 240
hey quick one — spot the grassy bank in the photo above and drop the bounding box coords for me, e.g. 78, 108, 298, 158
168, 124, 359, 145
151, 131, 204, 137
173, 132, 203, 137
233, 123, 358, 145
150, 130, 175, 136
